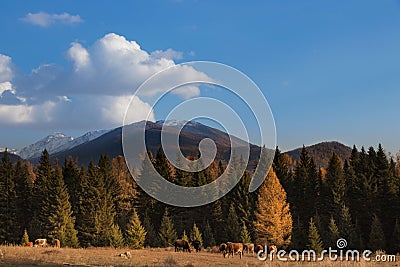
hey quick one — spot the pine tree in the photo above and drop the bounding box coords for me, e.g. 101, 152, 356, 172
203, 220, 215, 248
327, 216, 339, 248
32, 149, 53, 240
326, 153, 345, 219
339, 204, 355, 247
0, 150, 18, 243
142, 209, 157, 247
240, 222, 252, 244
226, 204, 241, 242
21, 229, 29, 246
254, 168, 292, 249
125, 209, 146, 249
44, 165, 79, 248
368, 214, 385, 252
308, 217, 324, 254
190, 223, 203, 246
63, 157, 81, 218
389, 219, 400, 254
182, 230, 188, 242
109, 224, 125, 248
14, 161, 34, 239
159, 208, 177, 247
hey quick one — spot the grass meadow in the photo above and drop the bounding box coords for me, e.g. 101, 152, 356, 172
0, 246, 398, 267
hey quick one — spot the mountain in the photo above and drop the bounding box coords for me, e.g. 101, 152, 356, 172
51, 120, 262, 169
285, 141, 352, 168
0, 151, 22, 163
17, 129, 111, 160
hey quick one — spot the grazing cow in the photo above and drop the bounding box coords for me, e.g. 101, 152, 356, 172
219, 243, 228, 257
243, 243, 254, 255
254, 244, 264, 255
226, 242, 243, 259
191, 240, 201, 252
174, 239, 192, 253
34, 239, 47, 247
53, 239, 61, 248
25, 242, 33, 247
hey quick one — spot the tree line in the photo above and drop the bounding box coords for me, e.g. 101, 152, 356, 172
0, 143, 399, 253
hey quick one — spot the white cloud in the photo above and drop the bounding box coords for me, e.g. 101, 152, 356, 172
0, 33, 211, 130
21, 12, 83, 27
0, 55, 13, 83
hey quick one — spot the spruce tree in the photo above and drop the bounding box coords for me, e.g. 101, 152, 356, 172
368, 214, 385, 252
226, 204, 241, 242
240, 222, 252, 244
182, 230, 188, 241
389, 219, 400, 254
203, 220, 215, 248
308, 217, 324, 254
125, 209, 146, 249
44, 165, 79, 248
0, 150, 18, 243
159, 208, 177, 247
190, 223, 203, 246
254, 168, 292, 249
327, 216, 339, 248
109, 224, 125, 248
142, 210, 157, 247
21, 229, 29, 246
326, 153, 345, 218
339, 204, 356, 248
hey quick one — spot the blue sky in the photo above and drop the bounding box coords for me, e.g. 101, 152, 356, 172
1, 1, 400, 155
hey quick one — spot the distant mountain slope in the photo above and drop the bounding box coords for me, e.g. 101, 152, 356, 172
17, 129, 110, 160
0, 152, 22, 163
51, 121, 262, 168
285, 141, 352, 168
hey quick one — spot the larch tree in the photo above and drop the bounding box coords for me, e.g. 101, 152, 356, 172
240, 222, 252, 244
327, 216, 339, 248
190, 223, 203, 246
254, 168, 292, 249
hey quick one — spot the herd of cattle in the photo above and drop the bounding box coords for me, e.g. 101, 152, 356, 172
174, 239, 277, 259
23, 238, 60, 248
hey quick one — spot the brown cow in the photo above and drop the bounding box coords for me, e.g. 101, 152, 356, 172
226, 242, 243, 259
254, 244, 264, 255
243, 243, 254, 255
174, 239, 192, 252
268, 245, 277, 254
24, 242, 33, 247
219, 243, 228, 257
53, 239, 60, 248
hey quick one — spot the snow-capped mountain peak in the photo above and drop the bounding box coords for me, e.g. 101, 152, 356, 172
156, 119, 200, 128
16, 129, 111, 159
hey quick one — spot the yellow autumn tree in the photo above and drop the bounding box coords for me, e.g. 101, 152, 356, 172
253, 168, 292, 249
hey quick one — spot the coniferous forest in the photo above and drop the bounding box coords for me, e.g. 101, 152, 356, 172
0, 144, 399, 254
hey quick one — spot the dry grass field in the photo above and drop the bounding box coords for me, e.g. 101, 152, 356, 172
0, 246, 398, 267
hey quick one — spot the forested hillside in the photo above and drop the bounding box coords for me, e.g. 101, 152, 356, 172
0, 144, 399, 254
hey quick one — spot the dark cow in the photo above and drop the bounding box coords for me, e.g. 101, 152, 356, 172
219, 243, 228, 257
191, 240, 201, 252
174, 239, 192, 253
254, 244, 264, 255
243, 243, 254, 255
226, 242, 243, 259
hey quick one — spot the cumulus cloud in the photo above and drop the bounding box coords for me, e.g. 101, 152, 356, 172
21, 12, 83, 27
0, 33, 211, 130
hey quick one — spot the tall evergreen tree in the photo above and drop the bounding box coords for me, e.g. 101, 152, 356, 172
0, 150, 18, 243
308, 217, 324, 254
158, 208, 177, 247
389, 219, 400, 254
326, 153, 345, 219
109, 224, 124, 248
203, 220, 215, 248
327, 216, 339, 248
142, 209, 157, 247
240, 222, 252, 244
339, 204, 356, 248
225, 204, 241, 243
190, 223, 203, 246
254, 168, 292, 249
43, 165, 79, 248
125, 209, 146, 249
368, 214, 385, 252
